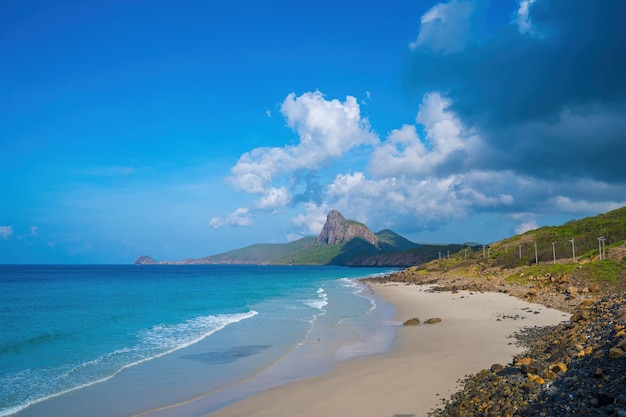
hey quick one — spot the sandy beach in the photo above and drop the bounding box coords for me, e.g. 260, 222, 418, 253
205, 282, 569, 417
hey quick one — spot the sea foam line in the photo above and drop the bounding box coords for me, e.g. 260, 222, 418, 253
303, 287, 328, 311
0, 310, 258, 417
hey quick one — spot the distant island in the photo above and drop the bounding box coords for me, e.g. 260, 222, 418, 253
135, 209, 476, 267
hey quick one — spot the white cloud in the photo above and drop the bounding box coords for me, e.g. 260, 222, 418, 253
17, 225, 39, 240
280, 91, 378, 158
549, 196, 625, 215
409, 0, 475, 54
326, 171, 514, 228
255, 187, 291, 210
289, 202, 329, 236
208, 208, 253, 229
515, 220, 538, 234
229, 90, 378, 194
314, 166, 531, 236
0, 226, 13, 239
369, 92, 472, 178
515, 0, 536, 35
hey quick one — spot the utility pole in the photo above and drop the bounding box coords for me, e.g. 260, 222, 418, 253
534, 241, 538, 264
598, 236, 606, 260
519, 244, 523, 259
483, 246, 486, 258
464, 249, 468, 260
438, 252, 441, 260
447, 250, 450, 259
598, 237, 603, 260
569, 238, 576, 262
551, 241, 556, 264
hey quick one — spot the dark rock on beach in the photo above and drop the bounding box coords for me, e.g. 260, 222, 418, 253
425, 293, 626, 417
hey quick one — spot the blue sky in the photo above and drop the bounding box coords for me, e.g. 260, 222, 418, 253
2, 0, 626, 263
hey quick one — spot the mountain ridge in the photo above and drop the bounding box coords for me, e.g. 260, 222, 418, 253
135, 209, 455, 266
135, 206, 626, 268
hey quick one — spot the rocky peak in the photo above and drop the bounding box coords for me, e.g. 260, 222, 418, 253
316, 210, 379, 247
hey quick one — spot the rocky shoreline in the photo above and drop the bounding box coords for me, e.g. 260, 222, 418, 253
370, 269, 626, 416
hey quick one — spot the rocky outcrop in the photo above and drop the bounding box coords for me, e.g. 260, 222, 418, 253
134, 255, 158, 265
316, 210, 379, 247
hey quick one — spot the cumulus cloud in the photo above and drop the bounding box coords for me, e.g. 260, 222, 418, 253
228, 90, 378, 202
324, 171, 515, 233
0, 226, 13, 239
255, 187, 291, 210
409, 0, 475, 54
369, 92, 475, 178
208, 208, 253, 229
289, 202, 329, 238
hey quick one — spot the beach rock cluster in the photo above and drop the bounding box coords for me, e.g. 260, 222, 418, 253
373, 268, 596, 314
428, 293, 626, 417
402, 317, 442, 326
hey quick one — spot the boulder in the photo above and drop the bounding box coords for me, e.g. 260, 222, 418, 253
609, 347, 625, 359
571, 310, 590, 322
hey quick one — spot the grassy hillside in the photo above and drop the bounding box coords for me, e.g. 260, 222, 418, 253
344, 243, 476, 267
488, 206, 626, 268
199, 237, 318, 264
403, 206, 626, 291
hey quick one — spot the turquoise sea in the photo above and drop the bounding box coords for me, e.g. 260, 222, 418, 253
0, 264, 397, 417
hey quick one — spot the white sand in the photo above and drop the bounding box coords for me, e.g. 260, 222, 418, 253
204, 282, 569, 417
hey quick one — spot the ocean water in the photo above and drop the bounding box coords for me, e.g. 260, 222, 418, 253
0, 264, 397, 417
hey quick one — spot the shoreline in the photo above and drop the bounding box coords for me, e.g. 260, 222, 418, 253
128, 278, 397, 417
202, 281, 568, 417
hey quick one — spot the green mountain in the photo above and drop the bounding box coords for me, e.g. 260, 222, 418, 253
194, 236, 319, 265
135, 206, 626, 268
376, 229, 420, 252
136, 210, 450, 266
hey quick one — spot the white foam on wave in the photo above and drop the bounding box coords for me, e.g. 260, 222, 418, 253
337, 278, 377, 314
303, 287, 328, 311
0, 311, 258, 417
